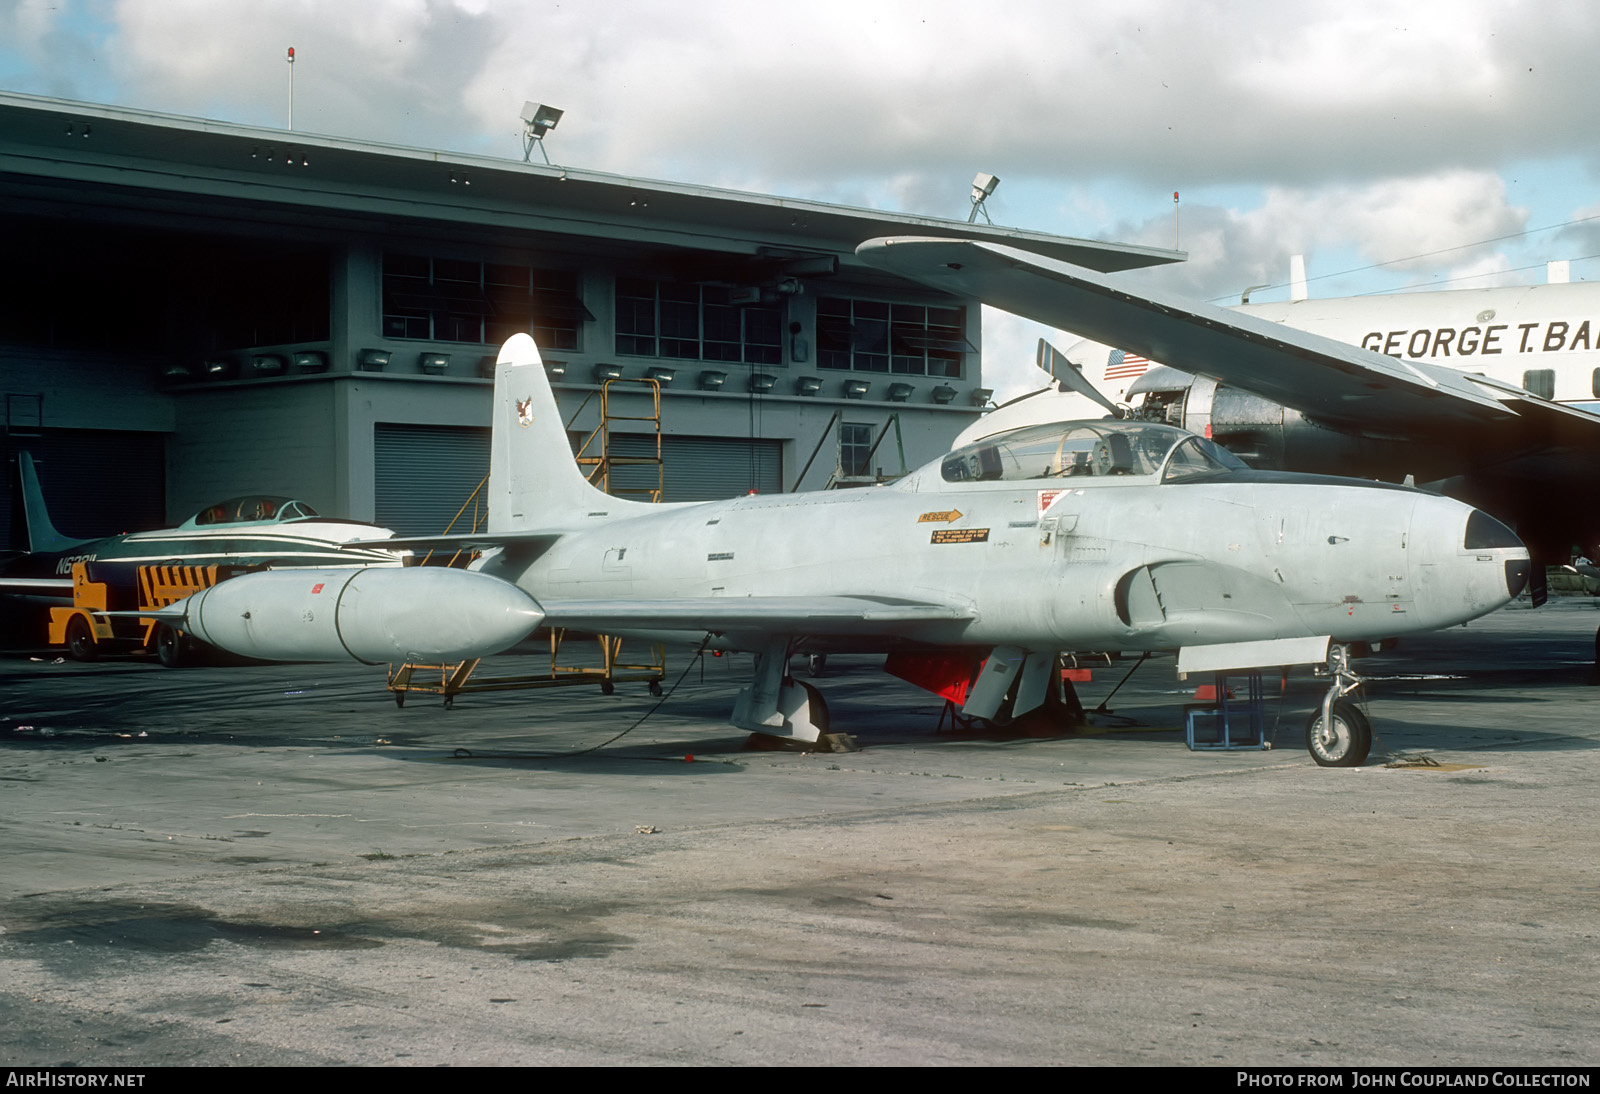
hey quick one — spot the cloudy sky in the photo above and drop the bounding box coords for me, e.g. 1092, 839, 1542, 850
4, 0, 1598, 397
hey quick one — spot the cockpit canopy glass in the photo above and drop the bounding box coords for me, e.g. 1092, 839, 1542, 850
939, 421, 1246, 485
193, 496, 318, 525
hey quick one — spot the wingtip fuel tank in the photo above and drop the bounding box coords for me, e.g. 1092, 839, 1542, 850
170, 566, 544, 664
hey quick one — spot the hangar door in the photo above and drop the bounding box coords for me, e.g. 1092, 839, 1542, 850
3, 430, 165, 545
373, 423, 491, 538
607, 434, 782, 501
375, 426, 782, 536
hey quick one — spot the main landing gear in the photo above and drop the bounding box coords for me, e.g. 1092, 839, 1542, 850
1306, 643, 1373, 767
733, 640, 853, 752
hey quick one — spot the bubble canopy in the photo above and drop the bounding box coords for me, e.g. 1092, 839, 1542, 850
939, 420, 1248, 485
189, 496, 320, 526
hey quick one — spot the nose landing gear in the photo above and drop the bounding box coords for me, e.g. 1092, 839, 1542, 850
1306, 643, 1372, 767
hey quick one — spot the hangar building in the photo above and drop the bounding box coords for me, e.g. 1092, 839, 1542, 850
0, 91, 1180, 540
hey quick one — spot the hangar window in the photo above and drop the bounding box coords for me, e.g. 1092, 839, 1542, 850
382, 255, 588, 349
615, 279, 782, 364
817, 298, 967, 377
1522, 368, 1555, 400
839, 422, 873, 477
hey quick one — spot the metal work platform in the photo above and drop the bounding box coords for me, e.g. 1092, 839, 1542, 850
387, 629, 666, 707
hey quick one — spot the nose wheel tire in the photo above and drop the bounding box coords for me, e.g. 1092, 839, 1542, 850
1306, 699, 1372, 767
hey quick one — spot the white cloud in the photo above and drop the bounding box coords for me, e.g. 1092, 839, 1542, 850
9, 0, 1600, 381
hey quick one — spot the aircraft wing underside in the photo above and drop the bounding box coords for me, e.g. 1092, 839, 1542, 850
537, 594, 973, 637
857, 237, 1600, 446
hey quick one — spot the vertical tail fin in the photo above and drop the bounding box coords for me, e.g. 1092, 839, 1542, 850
487, 334, 655, 532
16, 452, 89, 553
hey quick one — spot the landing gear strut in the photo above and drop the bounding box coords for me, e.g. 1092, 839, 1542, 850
1306, 643, 1372, 767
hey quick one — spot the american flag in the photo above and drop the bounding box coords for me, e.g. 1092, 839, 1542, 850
1104, 349, 1152, 381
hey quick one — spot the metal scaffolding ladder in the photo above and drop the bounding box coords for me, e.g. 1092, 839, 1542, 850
387, 372, 668, 707
571, 377, 664, 502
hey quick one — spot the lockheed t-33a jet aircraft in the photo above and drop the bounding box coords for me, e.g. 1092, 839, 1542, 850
153, 332, 1529, 767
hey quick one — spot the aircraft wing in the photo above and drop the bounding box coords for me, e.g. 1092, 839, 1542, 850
0, 575, 73, 594
857, 236, 1600, 442
347, 532, 565, 552
539, 594, 972, 636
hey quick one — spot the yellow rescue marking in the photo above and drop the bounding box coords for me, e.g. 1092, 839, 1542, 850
930, 528, 989, 544
918, 509, 963, 524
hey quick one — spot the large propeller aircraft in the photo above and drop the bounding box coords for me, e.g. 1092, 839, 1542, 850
152, 332, 1529, 767
856, 235, 1600, 607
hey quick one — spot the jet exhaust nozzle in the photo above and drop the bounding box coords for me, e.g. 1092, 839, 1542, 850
174, 566, 544, 664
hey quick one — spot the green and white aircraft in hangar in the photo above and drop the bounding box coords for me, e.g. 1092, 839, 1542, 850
156, 332, 1530, 767
2, 453, 406, 661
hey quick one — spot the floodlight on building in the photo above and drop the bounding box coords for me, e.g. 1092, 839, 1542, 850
967, 172, 1000, 225
250, 354, 286, 376
795, 376, 823, 396
931, 384, 958, 405
357, 348, 391, 371
164, 363, 194, 383
544, 360, 567, 380
521, 101, 564, 164
969, 387, 994, 407
593, 363, 624, 382
205, 358, 236, 379
647, 367, 677, 385
478, 355, 499, 378
698, 370, 727, 391
420, 353, 451, 375
291, 351, 326, 374
749, 373, 777, 393
844, 379, 871, 400
887, 382, 913, 402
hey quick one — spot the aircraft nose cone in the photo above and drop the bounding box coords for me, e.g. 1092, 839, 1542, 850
1504, 558, 1532, 599
1406, 500, 1529, 631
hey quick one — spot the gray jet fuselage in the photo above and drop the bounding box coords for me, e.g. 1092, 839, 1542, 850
479, 417, 1526, 656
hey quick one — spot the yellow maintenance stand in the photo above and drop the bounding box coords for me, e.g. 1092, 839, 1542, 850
386, 376, 668, 707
